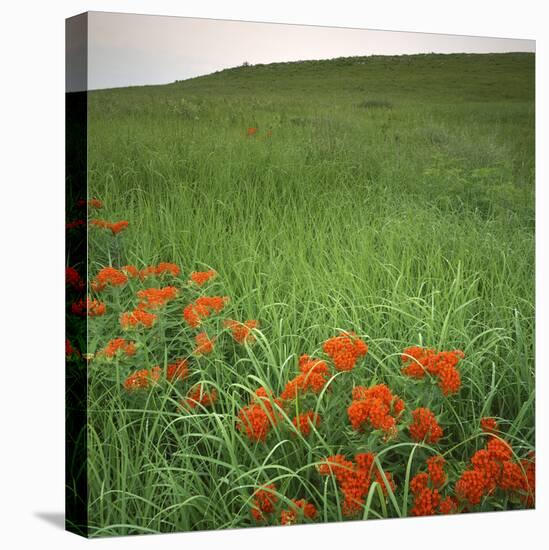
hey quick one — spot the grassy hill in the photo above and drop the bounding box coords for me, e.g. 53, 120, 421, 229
85, 52, 535, 535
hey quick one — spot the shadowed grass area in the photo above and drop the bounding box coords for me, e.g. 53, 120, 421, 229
84, 52, 534, 535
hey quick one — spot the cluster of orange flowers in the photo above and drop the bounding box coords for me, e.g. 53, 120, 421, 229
347, 383, 405, 438
250, 483, 316, 526
120, 308, 157, 329
66, 219, 86, 230
409, 407, 443, 444
238, 388, 283, 443
401, 346, 464, 395
90, 219, 129, 235
455, 430, 535, 507
71, 297, 106, 317
280, 499, 317, 525
224, 319, 259, 344
124, 359, 188, 391
183, 296, 229, 328
123, 366, 162, 391
322, 332, 368, 372
136, 262, 181, 279
280, 355, 331, 401
250, 483, 278, 521
92, 267, 128, 292
184, 384, 218, 409
292, 411, 321, 437
137, 286, 178, 309
318, 453, 395, 516
410, 456, 457, 516
189, 270, 217, 286
193, 332, 216, 355
101, 338, 136, 358
78, 198, 103, 209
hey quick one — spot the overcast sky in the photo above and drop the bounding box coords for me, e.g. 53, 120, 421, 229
82, 11, 535, 91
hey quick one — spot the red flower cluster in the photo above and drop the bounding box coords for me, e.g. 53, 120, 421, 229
140, 262, 181, 279
66, 219, 86, 230
120, 308, 157, 329
183, 296, 229, 328
78, 198, 103, 209
71, 297, 106, 317
137, 286, 178, 309
185, 384, 218, 408
410, 456, 457, 516
347, 384, 405, 438
166, 359, 189, 382
455, 437, 535, 507
279, 355, 331, 401
66, 266, 84, 292
409, 407, 443, 444
121, 265, 140, 278
123, 366, 162, 391
238, 388, 282, 442
251, 483, 278, 521
292, 411, 321, 437
401, 346, 464, 395
66, 339, 79, 358
194, 332, 216, 355
224, 319, 259, 344
101, 338, 136, 358
92, 267, 128, 292
480, 417, 498, 434
318, 453, 395, 516
322, 332, 368, 372
280, 499, 317, 525
91, 219, 129, 235
189, 270, 217, 286
247, 127, 258, 137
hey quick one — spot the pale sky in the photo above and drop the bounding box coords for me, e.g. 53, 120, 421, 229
78, 11, 535, 91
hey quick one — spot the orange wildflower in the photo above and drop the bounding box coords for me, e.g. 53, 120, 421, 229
185, 384, 218, 408
121, 265, 140, 278
224, 319, 259, 344
279, 355, 331, 401
123, 366, 162, 391
292, 411, 321, 437
318, 453, 394, 516
251, 483, 278, 521
90, 219, 129, 235
247, 127, 258, 137
92, 266, 128, 292
166, 359, 189, 382
140, 262, 181, 279
78, 198, 103, 209
101, 338, 136, 358
401, 346, 463, 395
347, 383, 404, 437
137, 286, 178, 309
323, 332, 368, 372
409, 408, 443, 444
193, 332, 215, 355
120, 309, 157, 329
71, 297, 106, 317
189, 270, 217, 286
183, 296, 229, 328
455, 437, 534, 507
480, 417, 498, 434
410, 456, 452, 516
238, 390, 282, 443
280, 499, 317, 525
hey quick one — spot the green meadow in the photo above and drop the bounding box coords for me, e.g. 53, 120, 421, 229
84, 52, 535, 535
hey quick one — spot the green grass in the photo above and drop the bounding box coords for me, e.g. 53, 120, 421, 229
84, 52, 534, 535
